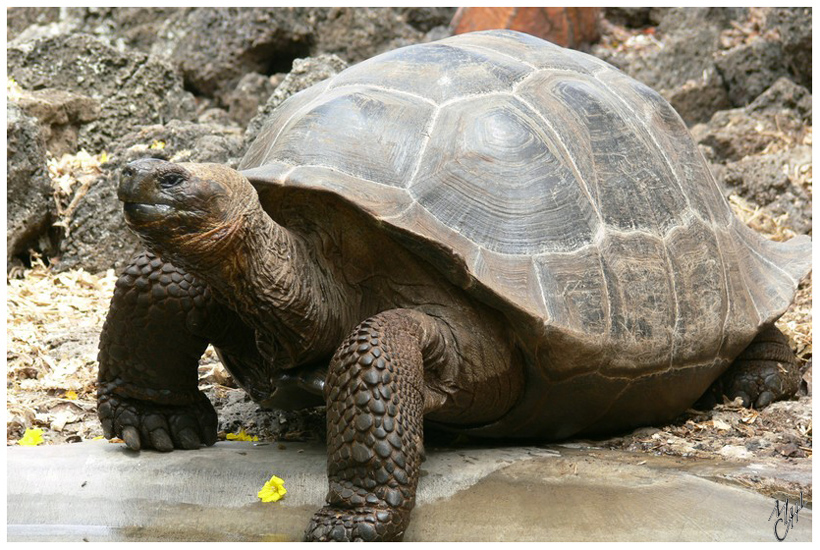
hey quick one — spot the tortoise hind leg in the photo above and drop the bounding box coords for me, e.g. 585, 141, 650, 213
305, 309, 440, 542
716, 324, 801, 408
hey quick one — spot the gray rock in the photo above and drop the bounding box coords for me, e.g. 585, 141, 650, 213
145, 7, 451, 106
7, 33, 197, 155
89, 7, 180, 52
198, 108, 241, 128
693, 109, 775, 163
207, 387, 324, 441
664, 66, 731, 126
311, 7, 440, 65
13, 89, 100, 157
692, 83, 809, 165
56, 120, 244, 273
397, 7, 456, 33
243, 54, 348, 152
424, 25, 454, 44
767, 8, 811, 89
6, 6, 61, 40
6, 104, 56, 268
715, 38, 789, 107
8, 7, 177, 52
656, 7, 747, 34
224, 73, 278, 128
602, 7, 655, 28
594, 23, 731, 126
593, 8, 801, 125
717, 147, 812, 234
9, 7, 454, 115
747, 77, 811, 124
650, 28, 723, 92
690, 75, 812, 235
148, 8, 314, 100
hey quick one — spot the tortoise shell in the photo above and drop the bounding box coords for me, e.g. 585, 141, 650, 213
239, 30, 810, 433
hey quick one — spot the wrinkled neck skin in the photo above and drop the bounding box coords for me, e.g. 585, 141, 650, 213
156, 199, 348, 372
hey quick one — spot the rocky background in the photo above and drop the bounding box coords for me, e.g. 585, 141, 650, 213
6, 6, 812, 495
7, 7, 811, 271
7, 7, 456, 272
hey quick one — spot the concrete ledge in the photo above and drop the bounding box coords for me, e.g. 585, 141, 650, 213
7, 441, 811, 541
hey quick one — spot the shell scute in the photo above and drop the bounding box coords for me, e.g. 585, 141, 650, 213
327, 42, 531, 104
248, 87, 434, 189
599, 231, 675, 371
411, 94, 598, 255
535, 247, 608, 341
443, 29, 600, 75
600, 68, 732, 228
473, 250, 549, 321
665, 217, 728, 365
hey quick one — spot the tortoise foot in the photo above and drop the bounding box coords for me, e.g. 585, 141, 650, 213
723, 364, 793, 409
305, 505, 405, 542
97, 389, 217, 452
719, 325, 800, 408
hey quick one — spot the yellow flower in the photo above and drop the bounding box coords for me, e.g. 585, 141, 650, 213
226, 428, 259, 442
258, 475, 287, 502
149, 140, 166, 150
18, 428, 44, 446
64, 390, 78, 400
7, 77, 22, 101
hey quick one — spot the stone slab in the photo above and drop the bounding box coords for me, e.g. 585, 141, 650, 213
6, 441, 812, 542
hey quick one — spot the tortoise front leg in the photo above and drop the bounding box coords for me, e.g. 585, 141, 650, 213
305, 309, 441, 542
97, 251, 254, 451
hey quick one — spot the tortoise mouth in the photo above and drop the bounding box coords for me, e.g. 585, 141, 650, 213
122, 201, 176, 224
123, 201, 209, 228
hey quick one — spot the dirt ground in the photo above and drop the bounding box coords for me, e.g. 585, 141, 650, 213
5, 10, 812, 507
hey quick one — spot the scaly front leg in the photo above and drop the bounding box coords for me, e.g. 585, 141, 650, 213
97, 251, 254, 451
306, 309, 446, 541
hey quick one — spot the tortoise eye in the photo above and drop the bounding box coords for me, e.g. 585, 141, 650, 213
159, 173, 186, 189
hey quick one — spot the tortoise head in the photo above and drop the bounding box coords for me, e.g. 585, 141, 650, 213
119, 158, 259, 265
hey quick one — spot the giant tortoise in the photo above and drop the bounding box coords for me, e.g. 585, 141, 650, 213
98, 30, 811, 541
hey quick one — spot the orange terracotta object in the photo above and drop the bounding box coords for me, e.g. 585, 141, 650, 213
451, 7, 601, 49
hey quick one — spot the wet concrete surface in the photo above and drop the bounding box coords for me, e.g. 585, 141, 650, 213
7, 440, 811, 541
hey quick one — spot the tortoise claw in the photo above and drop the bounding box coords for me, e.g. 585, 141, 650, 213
177, 427, 202, 450
150, 428, 175, 452
755, 390, 775, 408
122, 425, 141, 451
99, 404, 115, 439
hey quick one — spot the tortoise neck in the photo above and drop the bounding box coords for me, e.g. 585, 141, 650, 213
201, 205, 347, 369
